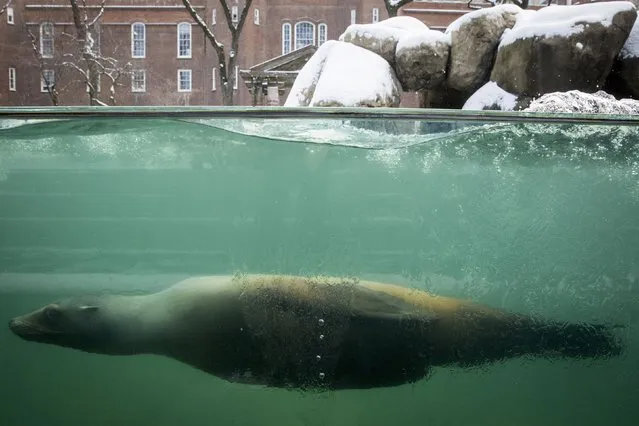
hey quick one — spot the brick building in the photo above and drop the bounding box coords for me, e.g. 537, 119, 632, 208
0, 0, 575, 107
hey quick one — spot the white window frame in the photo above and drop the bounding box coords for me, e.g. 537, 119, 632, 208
350, 9, 356, 25
231, 5, 239, 24
41, 69, 54, 92
212, 67, 216, 91
8, 67, 16, 91
177, 22, 192, 59
131, 22, 146, 58
372, 8, 379, 23
7, 7, 14, 24
177, 69, 192, 92
281, 22, 291, 55
132, 69, 146, 92
294, 21, 315, 51
254, 8, 260, 25
212, 9, 216, 25
40, 22, 54, 58
318, 23, 327, 46
85, 70, 101, 93
233, 65, 238, 90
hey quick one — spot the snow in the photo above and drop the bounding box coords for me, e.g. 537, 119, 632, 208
620, 18, 639, 59
284, 40, 338, 107
462, 81, 518, 111
524, 90, 639, 114
339, 23, 408, 44
576, 42, 583, 49
396, 29, 450, 52
307, 42, 399, 107
379, 16, 429, 33
445, 4, 522, 34
500, 1, 636, 49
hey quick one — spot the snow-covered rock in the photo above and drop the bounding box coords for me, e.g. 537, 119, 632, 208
491, 1, 637, 97
285, 41, 402, 108
339, 16, 428, 65
524, 90, 639, 114
446, 4, 521, 93
606, 18, 639, 99
395, 31, 450, 91
284, 40, 338, 107
462, 81, 519, 111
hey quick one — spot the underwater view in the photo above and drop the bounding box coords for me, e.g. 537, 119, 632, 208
0, 109, 638, 426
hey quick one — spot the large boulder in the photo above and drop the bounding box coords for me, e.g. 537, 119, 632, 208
395, 31, 450, 91
462, 81, 520, 111
446, 4, 521, 93
339, 16, 428, 65
491, 1, 637, 97
285, 41, 402, 108
606, 18, 639, 99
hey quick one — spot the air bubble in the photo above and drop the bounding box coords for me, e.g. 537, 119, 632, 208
319, 334, 325, 340
316, 355, 322, 361
319, 372, 325, 380
318, 318, 325, 326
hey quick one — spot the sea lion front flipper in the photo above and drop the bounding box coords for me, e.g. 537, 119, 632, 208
349, 285, 441, 323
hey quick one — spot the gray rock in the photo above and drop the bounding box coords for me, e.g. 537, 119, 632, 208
395, 31, 450, 91
606, 18, 639, 99
446, 4, 522, 93
491, 2, 637, 97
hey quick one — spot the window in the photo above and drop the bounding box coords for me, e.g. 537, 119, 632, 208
282, 23, 291, 55
177, 22, 191, 58
7, 7, 14, 24
318, 23, 327, 46
85, 70, 101, 93
9, 68, 16, 91
131, 23, 145, 58
231, 6, 239, 24
177, 69, 192, 92
132, 70, 146, 92
41, 69, 54, 92
212, 68, 216, 91
233, 65, 238, 90
212, 9, 216, 25
350, 9, 356, 25
91, 24, 101, 55
294, 21, 315, 50
372, 8, 379, 23
254, 8, 260, 25
40, 22, 54, 58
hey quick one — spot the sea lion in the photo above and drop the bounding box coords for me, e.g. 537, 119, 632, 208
7, 274, 624, 390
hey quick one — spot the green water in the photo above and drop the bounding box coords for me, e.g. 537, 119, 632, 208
1, 111, 639, 426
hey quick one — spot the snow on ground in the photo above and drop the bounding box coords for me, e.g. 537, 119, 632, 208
445, 4, 522, 34
284, 40, 338, 107
396, 29, 450, 52
620, 18, 639, 58
500, 1, 636, 48
309, 42, 400, 106
462, 81, 518, 111
524, 90, 639, 114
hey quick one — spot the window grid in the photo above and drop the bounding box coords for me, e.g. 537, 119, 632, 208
372, 8, 379, 23
231, 6, 239, 24
282, 23, 291, 55
177, 23, 191, 58
233, 65, 238, 90
9, 68, 16, 91
132, 70, 146, 92
318, 23, 327, 46
40, 22, 54, 58
41, 69, 54, 92
7, 7, 14, 24
212, 68, 216, 91
350, 9, 356, 25
131, 23, 145, 58
254, 8, 260, 25
294, 22, 315, 51
178, 69, 192, 92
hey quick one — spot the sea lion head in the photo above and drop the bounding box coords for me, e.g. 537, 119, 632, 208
8, 296, 116, 354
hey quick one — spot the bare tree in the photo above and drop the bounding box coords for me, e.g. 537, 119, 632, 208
181, 0, 254, 106
384, 0, 413, 18
0, 0, 12, 15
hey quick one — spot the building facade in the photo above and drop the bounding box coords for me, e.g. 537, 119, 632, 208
0, 0, 579, 107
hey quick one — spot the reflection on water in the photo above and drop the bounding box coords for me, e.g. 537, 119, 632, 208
0, 111, 638, 426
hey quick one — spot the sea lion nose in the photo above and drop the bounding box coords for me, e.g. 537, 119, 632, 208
8, 318, 17, 330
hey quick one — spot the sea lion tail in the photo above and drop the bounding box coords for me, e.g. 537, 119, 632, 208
540, 321, 625, 359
